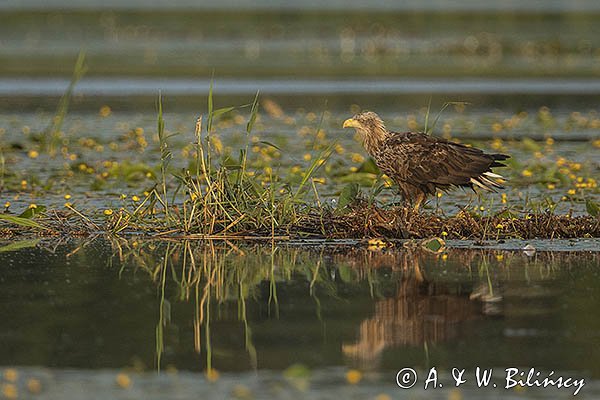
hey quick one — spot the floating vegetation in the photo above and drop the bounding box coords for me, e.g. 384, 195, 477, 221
0, 56, 598, 240
0, 93, 599, 240
317, 201, 600, 240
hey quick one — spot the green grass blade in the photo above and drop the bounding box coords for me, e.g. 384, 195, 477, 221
44, 50, 87, 156
157, 92, 170, 219
429, 101, 469, 134
0, 214, 47, 229
0, 239, 40, 253
246, 91, 260, 134
293, 141, 335, 202
424, 96, 432, 133
207, 77, 214, 133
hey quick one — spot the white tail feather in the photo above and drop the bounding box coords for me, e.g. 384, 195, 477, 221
483, 171, 504, 179
480, 176, 500, 187
470, 178, 487, 189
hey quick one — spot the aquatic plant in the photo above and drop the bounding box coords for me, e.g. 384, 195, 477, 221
42, 51, 87, 157
106, 89, 333, 237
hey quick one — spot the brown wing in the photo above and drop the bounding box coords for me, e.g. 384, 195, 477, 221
377, 132, 509, 193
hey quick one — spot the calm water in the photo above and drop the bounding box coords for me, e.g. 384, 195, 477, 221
1, 238, 600, 398
1, 1, 600, 111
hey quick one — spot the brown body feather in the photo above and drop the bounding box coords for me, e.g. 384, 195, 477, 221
343, 111, 509, 209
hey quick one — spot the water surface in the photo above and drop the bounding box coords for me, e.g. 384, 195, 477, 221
1, 238, 599, 398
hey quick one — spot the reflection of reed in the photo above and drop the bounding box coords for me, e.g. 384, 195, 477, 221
101, 237, 597, 371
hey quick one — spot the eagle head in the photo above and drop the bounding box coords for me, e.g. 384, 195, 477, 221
343, 111, 388, 154
342, 111, 385, 133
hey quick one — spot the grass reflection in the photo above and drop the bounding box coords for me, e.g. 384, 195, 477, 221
103, 237, 598, 374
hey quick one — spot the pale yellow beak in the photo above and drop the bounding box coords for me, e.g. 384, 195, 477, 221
343, 118, 360, 129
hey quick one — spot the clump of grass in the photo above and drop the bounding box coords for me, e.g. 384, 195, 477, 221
107, 90, 333, 237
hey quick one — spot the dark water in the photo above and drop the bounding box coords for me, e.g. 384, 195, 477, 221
2, 1, 600, 112
1, 238, 599, 398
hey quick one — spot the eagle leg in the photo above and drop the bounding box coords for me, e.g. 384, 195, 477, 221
413, 192, 426, 212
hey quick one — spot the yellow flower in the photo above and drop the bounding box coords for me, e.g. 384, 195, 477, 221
64, 202, 72, 208
303, 153, 312, 161
115, 373, 131, 388
495, 254, 504, 261
441, 254, 448, 261
64, 194, 72, 200
20, 180, 27, 187
441, 231, 448, 236
368, 238, 386, 247
521, 169, 533, 177
351, 153, 364, 163
492, 122, 503, 133
232, 385, 252, 399
206, 368, 220, 382
132, 195, 140, 202
501, 193, 507, 204
120, 194, 127, 200
346, 369, 362, 385
27, 378, 42, 394
28, 203, 37, 209
3, 369, 18, 382
437, 192, 443, 198
567, 189, 576, 195
495, 224, 504, 229
99, 105, 112, 117
491, 138, 503, 150
4, 201, 10, 208
1, 383, 17, 399
104, 209, 114, 216
28, 150, 39, 158
546, 183, 555, 190
447, 389, 463, 400
545, 137, 554, 145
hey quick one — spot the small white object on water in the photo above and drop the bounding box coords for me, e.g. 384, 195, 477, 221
523, 244, 536, 256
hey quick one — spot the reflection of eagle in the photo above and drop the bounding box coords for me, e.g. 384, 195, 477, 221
343, 111, 509, 210
341, 251, 481, 367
